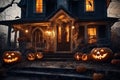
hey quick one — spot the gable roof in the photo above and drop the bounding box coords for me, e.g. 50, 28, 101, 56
47, 6, 77, 20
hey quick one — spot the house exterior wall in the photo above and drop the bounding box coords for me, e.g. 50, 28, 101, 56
19, 0, 108, 20
14, 0, 113, 53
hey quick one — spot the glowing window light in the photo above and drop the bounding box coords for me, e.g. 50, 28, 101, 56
87, 27, 97, 44
36, 0, 43, 13
86, 0, 94, 12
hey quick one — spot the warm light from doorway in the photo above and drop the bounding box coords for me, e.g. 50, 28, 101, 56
25, 29, 29, 33
72, 26, 75, 29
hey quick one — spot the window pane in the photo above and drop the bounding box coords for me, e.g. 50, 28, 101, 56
86, 0, 94, 12
36, 0, 43, 13
87, 27, 97, 44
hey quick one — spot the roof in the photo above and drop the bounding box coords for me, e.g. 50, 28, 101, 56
0, 18, 49, 25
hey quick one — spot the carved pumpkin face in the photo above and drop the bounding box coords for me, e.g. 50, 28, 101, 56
3, 51, 21, 64
74, 52, 83, 61
81, 54, 88, 61
35, 52, 43, 60
27, 53, 35, 61
91, 47, 113, 61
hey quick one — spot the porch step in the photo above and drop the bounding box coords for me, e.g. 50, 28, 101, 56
42, 53, 75, 61
7, 67, 92, 80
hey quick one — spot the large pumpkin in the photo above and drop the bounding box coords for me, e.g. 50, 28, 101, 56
74, 52, 83, 61
27, 53, 36, 61
2, 51, 21, 64
90, 47, 113, 61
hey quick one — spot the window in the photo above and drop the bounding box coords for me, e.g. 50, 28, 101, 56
86, 0, 94, 12
36, 0, 43, 13
87, 27, 97, 44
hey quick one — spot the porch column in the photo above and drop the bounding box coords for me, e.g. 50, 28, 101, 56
84, 25, 88, 44
14, 30, 17, 49
7, 25, 12, 49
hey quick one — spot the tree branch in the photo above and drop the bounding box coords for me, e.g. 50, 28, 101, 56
0, 0, 15, 13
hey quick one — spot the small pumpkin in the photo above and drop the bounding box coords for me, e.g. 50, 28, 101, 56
74, 52, 83, 61
35, 52, 43, 60
27, 53, 35, 61
90, 47, 113, 61
93, 73, 104, 80
111, 59, 120, 65
2, 51, 21, 64
75, 65, 87, 73
81, 54, 88, 61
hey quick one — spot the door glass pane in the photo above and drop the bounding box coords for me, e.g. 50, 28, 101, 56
87, 27, 97, 44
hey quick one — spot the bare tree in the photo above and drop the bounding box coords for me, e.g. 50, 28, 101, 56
0, 0, 16, 13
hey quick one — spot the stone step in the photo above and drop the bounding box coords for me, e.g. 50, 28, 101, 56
42, 58, 75, 61
43, 53, 74, 58
7, 67, 92, 80
40, 52, 75, 61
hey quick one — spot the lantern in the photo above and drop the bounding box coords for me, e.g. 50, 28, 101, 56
27, 53, 35, 61
35, 52, 43, 60
2, 51, 21, 64
90, 47, 113, 61
74, 52, 83, 61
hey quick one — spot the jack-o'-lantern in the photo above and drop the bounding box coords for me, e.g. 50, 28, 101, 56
3, 51, 21, 64
81, 54, 88, 61
90, 47, 113, 61
27, 53, 35, 61
35, 52, 43, 60
74, 52, 83, 61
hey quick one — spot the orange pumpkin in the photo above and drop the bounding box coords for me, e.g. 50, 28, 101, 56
74, 52, 83, 61
93, 73, 104, 80
111, 59, 120, 65
81, 54, 88, 61
35, 52, 43, 60
76, 65, 87, 73
90, 47, 113, 61
2, 51, 21, 64
27, 53, 35, 61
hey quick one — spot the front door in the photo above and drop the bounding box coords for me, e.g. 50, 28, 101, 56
57, 22, 71, 52
32, 28, 44, 51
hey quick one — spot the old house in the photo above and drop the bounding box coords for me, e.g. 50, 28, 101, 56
0, 0, 117, 53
